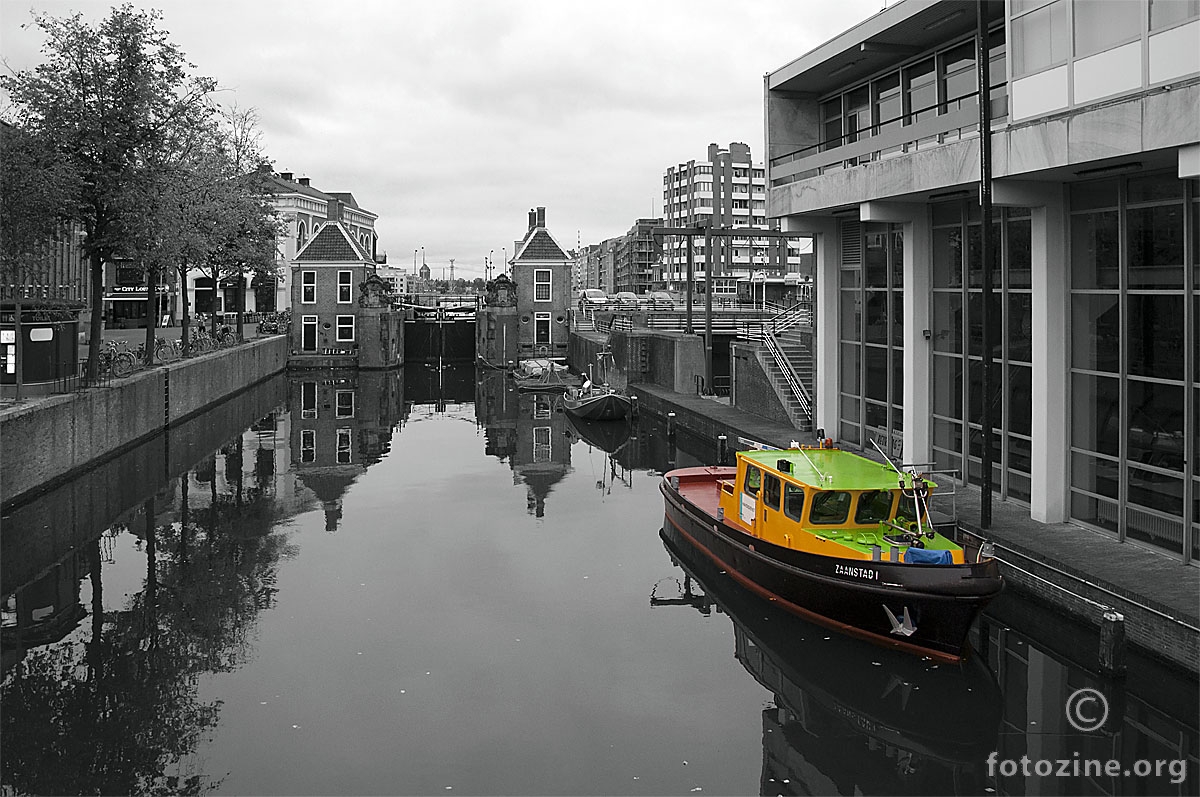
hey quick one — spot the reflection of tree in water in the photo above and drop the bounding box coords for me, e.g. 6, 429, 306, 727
1, 456, 298, 795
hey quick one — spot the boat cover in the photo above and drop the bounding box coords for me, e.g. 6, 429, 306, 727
904, 547, 953, 565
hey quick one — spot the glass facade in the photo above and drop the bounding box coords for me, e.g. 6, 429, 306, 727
930, 204, 1033, 502
1069, 174, 1199, 560
839, 221, 904, 457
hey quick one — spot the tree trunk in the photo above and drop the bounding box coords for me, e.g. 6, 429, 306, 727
235, 274, 245, 340
143, 271, 157, 367
86, 249, 103, 383
210, 266, 219, 340
179, 267, 191, 355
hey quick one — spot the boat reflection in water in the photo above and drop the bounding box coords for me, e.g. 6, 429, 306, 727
654, 527, 1003, 796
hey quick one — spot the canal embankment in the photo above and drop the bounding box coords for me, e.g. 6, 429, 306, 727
0, 335, 287, 510
628, 380, 1200, 675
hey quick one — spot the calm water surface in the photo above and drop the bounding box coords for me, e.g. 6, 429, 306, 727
2, 365, 1196, 796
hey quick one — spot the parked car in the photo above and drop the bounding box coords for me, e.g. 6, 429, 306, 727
577, 288, 609, 309
648, 291, 677, 309
612, 291, 642, 309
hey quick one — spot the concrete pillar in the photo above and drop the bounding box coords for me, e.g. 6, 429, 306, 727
998, 180, 1069, 523
861, 202, 931, 467
783, 215, 837, 437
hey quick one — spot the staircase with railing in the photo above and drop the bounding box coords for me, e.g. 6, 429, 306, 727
742, 301, 816, 431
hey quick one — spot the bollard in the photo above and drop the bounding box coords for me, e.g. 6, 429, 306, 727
630, 395, 639, 418
667, 411, 676, 438
871, 544, 881, 561
717, 434, 727, 465
1099, 610, 1126, 677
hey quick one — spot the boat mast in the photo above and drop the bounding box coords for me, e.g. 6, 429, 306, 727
872, 439, 929, 538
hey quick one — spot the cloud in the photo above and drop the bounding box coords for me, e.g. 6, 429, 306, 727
1, 0, 886, 278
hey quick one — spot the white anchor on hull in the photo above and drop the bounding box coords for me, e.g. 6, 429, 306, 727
884, 604, 917, 636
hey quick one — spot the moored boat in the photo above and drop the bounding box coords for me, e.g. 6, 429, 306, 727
660, 440, 1003, 660
510, 358, 584, 392
561, 381, 633, 421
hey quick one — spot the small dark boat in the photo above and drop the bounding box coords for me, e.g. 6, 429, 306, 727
561, 381, 633, 421
660, 440, 1003, 661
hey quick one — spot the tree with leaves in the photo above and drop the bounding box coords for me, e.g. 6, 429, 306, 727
1, 5, 217, 381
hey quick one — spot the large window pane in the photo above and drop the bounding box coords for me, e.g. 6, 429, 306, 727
1128, 379, 1184, 470
1072, 294, 1121, 372
1013, 0, 1069, 76
1009, 364, 1033, 437
1072, 372, 1120, 456
933, 292, 963, 353
1150, 0, 1200, 29
840, 290, 861, 341
1071, 491, 1120, 533
1008, 292, 1033, 363
1128, 294, 1184, 380
1127, 466, 1184, 515
1074, 0, 1142, 56
1007, 218, 1032, 289
907, 58, 937, 123
864, 290, 889, 344
1009, 435, 1033, 474
1072, 211, 1121, 289
1128, 205, 1185, 289
1073, 451, 1120, 495
934, 354, 963, 419
933, 227, 963, 288
865, 346, 888, 402
840, 343, 860, 394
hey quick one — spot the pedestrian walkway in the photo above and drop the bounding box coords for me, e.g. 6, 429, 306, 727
631, 381, 1199, 671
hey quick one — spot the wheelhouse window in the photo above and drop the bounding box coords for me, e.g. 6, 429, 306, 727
534, 269, 551, 301
783, 484, 805, 522
338, 270, 353, 303
743, 465, 761, 496
336, 315, 355, 342
855, 490, 895, 524
809, 491, 852, 524
301, 271, 316, 303
762, 474, 781, 510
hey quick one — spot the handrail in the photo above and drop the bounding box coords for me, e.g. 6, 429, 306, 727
768, 300, 815, 335
763, 333, 812, 420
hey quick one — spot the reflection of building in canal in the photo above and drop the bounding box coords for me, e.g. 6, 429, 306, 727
287, 370, 404, 531
474, 368, 572, 517
1, 545, 89, 677
656, 529, 1003, 796
402, 361, 476, 417
977, 600, 1198, 796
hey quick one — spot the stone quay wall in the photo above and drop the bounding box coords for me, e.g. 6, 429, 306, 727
1, 335, 287, 509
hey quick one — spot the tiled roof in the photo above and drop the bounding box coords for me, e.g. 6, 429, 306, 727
295, 222, 373, 263
326, 191, 360, 209
516, 230, 567, 261
264, 174, 329, 201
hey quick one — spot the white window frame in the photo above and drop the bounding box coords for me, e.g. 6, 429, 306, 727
338, 270, 353, 303
336, 314, 355, 342
301, 271, 316, 304
300, 429, 316, 463
534, 269, 552, 301
533, 426, 551, 462
534, 311, 551, 345
335, 390, 355, 418
302, 382, 318, 419
336, 427, 352, 464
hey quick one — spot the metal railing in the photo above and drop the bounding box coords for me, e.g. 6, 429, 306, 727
761, 332, 811, 423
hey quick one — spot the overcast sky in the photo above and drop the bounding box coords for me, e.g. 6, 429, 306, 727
1, 0, 887, 279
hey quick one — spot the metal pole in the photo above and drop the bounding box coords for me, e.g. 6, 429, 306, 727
978, 3, 994, 528
685, 235, 694, 335
704, 223, 713, 394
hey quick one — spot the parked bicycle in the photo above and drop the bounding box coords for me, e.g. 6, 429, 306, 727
98, 340, 136, 377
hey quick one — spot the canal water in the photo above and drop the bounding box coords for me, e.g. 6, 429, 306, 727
2, 365, 1196, 796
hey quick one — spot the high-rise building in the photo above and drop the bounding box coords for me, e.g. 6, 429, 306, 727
662, 142, 806, 300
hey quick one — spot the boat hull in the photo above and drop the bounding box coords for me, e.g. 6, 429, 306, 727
661, 468, 1003, 660
562, 390, 632, 421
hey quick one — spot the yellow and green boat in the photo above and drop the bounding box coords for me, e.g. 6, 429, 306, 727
660, 441, 1003, 660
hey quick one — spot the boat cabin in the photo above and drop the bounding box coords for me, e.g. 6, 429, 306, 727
716, 444, 964, 564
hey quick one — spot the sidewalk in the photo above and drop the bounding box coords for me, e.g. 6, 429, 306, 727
630, 381, 1199, 672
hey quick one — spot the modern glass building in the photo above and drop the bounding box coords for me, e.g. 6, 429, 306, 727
765, 0, 1198, 563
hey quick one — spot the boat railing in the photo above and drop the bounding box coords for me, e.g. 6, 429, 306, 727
920, 467, 961, 528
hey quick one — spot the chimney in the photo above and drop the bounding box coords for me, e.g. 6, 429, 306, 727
536, 207, 545, 228
528, 208, 537, 231
298, 176, 310, 187
280, 171, 293, 181
256, 162, 272, 173
327, 198, 341, 221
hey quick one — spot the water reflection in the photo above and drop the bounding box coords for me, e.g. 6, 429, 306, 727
654, 526, 1003, 796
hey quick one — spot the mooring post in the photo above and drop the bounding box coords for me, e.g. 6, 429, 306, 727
717, 434, 728, 465
667, 411, 676, 438
1099, 610, 1126, 677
